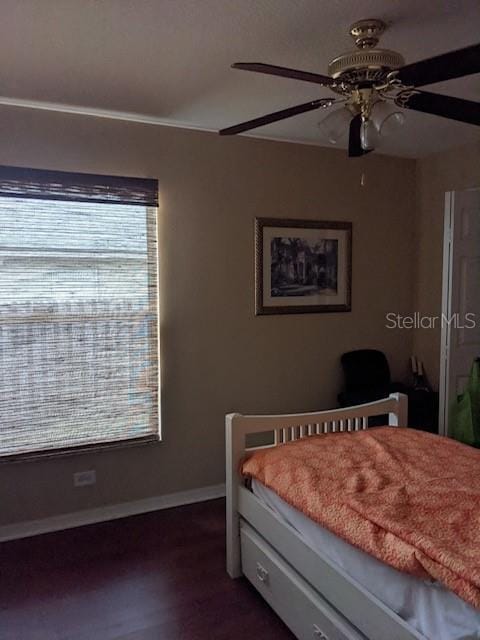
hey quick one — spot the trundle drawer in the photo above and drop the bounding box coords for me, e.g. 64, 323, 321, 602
240, 522, 365, 640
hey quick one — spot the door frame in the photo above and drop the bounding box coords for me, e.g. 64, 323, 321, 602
439, 192, 454, 436
439, 188, 480, 437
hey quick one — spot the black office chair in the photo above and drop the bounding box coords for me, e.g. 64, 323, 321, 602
338, 349, 407, 408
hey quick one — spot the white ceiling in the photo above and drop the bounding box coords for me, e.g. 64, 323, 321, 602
0, 0, 479, 158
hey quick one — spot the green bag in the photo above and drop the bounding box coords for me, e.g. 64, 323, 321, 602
449, 360, 480, 447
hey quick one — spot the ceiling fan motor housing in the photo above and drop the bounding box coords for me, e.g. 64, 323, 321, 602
329, 49, 405, 82
328, 19, 404, 87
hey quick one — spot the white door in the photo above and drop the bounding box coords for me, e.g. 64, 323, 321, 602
440, 188, 480, 435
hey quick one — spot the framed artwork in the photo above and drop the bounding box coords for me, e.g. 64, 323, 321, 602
255, 217, 352, 315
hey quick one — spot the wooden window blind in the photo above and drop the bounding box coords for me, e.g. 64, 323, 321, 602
0, 166, 159, 458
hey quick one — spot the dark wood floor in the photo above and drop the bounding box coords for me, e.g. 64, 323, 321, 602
0, 499, 294, 640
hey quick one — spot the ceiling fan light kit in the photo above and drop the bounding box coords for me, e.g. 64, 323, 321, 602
219, 19, 480, 158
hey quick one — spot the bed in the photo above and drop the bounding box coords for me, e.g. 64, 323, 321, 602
225, 393, 480, 640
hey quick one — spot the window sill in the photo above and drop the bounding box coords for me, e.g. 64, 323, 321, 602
0, 434, 161, 464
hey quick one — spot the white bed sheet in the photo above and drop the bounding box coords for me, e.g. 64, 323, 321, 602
252, 479, 480, 640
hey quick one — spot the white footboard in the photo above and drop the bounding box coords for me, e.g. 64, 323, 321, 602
225, 392, 407, 579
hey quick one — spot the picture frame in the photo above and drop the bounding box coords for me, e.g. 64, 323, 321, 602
255, 217, 352, 315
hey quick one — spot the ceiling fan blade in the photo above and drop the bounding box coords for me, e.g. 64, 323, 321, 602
395, 90, 480, 126
395, 43, 480, 88
348, 114, 371, 157
219, 99, 327, 135
232, 62, 334, 86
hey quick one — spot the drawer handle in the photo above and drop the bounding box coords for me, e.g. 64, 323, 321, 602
313, 625, 329, 639
255, 562, 269, 583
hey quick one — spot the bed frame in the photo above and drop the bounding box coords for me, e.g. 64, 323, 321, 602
226, 393, 427, 640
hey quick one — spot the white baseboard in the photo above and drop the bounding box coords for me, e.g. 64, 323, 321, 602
0, 483, 226, 543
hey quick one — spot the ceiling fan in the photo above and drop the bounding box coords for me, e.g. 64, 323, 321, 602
219, 19, 480, 156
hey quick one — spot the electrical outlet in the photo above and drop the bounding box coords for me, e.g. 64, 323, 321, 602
73, 470, 96, 487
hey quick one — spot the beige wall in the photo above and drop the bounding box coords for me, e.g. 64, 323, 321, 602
0, 106, 416, 525
413, 142, 480, 390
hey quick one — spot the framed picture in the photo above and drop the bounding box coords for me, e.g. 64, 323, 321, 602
255, 217, 352, 315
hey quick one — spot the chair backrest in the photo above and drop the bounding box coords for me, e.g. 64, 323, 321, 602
340, 349, 391, 391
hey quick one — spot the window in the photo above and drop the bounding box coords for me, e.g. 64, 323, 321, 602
0, 166, 159, 458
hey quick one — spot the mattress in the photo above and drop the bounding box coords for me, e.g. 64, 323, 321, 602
252, 479, 480, 640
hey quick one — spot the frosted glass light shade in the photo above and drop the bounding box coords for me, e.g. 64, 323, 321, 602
360, 119, 379, 151
372, 101, 406, 137
318, 107, 352, 144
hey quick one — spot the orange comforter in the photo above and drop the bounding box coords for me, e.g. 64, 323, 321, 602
242, 427, 480, 608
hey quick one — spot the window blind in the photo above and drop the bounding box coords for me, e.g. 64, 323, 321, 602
0, 167, 159, 458
0, 165, 158, 206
